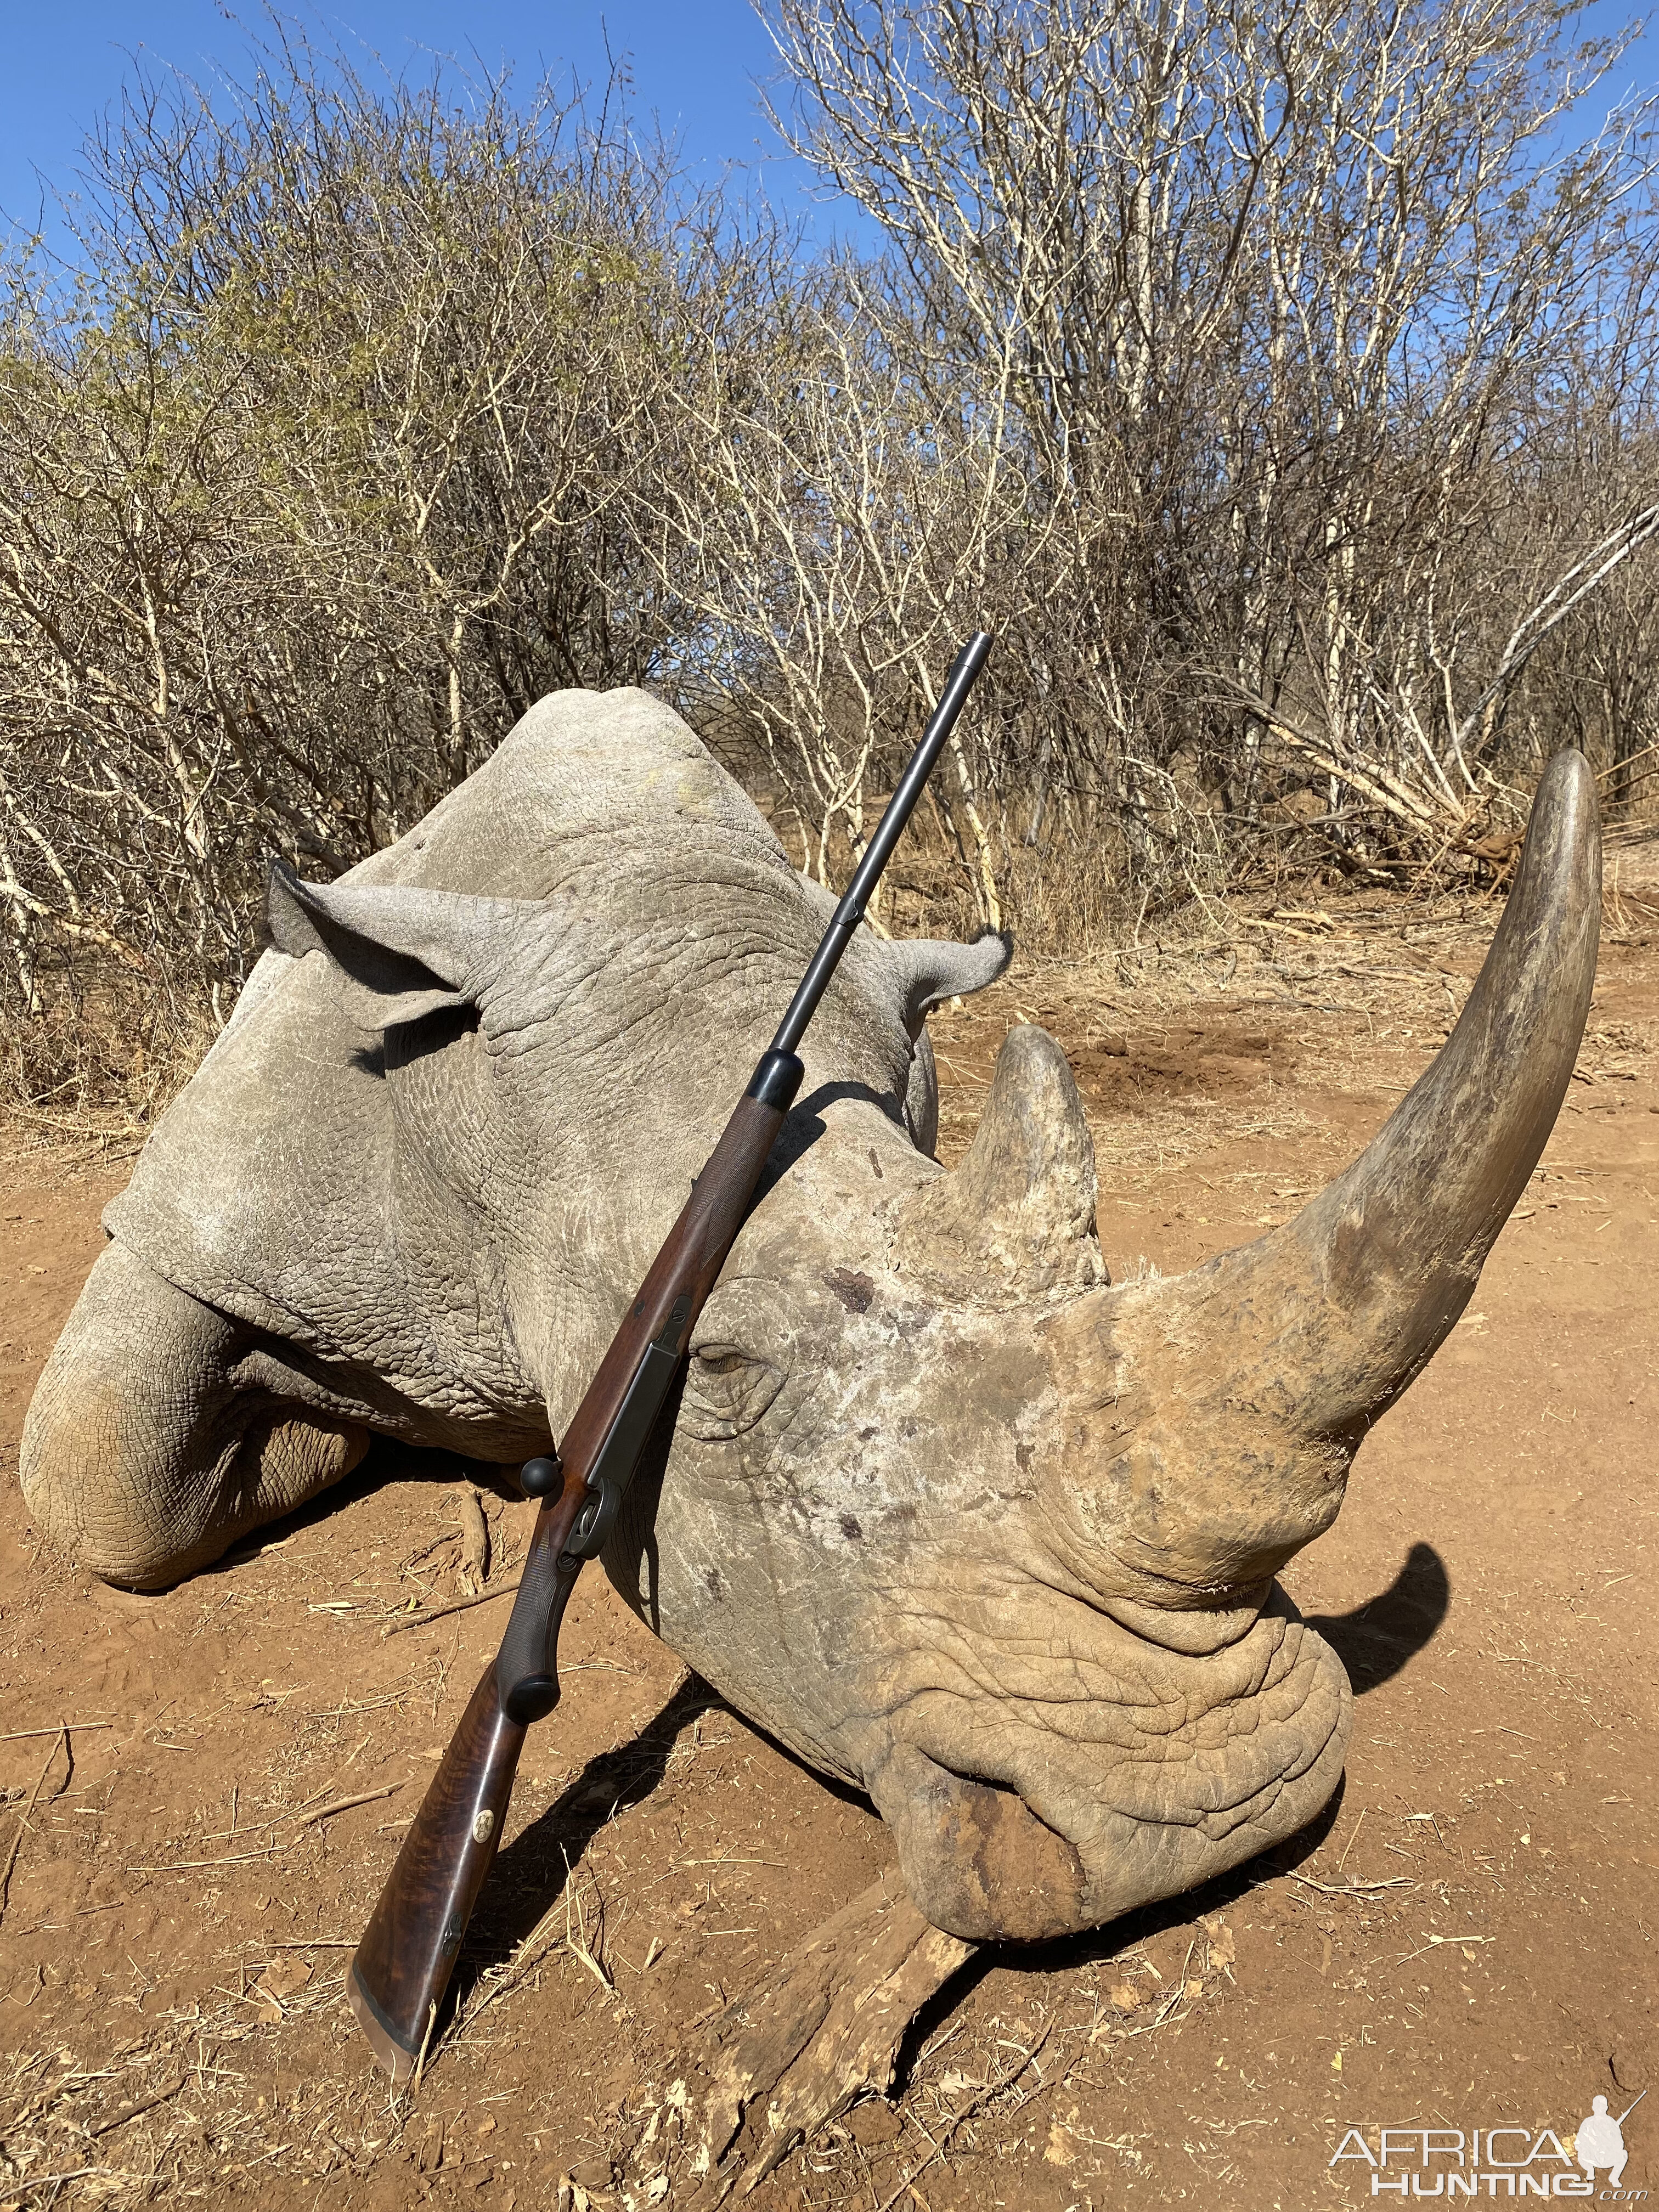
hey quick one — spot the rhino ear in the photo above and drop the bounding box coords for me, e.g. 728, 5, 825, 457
889, 929, 1012, 1038
264, 861, 532, 1031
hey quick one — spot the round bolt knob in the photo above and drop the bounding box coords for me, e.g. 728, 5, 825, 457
519, 1454, 563, 1499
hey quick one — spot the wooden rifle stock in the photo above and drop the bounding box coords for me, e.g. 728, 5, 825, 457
347, 1091, 793, 2076
346, 632, 994, 2081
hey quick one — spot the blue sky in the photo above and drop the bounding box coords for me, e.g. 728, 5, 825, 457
0, 1, 822, 248
2, 1, 1654, 257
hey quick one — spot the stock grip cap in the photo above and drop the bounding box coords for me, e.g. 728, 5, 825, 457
503, 1672, 560, 1725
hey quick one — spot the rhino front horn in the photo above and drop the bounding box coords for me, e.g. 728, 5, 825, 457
1250, 744, 1601, 1436
894, 1023, 1107, 1302
1038, 749, 1600, 1605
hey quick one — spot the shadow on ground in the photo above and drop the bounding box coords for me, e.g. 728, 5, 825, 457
456, 1671, 725, 1995
1306, 1539, 1450, 1692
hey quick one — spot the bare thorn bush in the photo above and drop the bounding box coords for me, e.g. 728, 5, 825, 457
3, 2, 1658, 1103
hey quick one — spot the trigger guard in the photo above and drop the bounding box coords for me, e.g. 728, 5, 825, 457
565, 1476, 623, 1563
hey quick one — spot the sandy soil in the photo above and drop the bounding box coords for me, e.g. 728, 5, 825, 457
0, 866, 1654, 2210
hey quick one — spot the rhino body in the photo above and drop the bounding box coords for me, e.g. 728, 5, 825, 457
21, 689, 1600, 1942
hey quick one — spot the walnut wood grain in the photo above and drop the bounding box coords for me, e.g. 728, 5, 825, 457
348, 1661, 525, 2079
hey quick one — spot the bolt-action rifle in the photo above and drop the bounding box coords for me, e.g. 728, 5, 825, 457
347, 633, 995, 2079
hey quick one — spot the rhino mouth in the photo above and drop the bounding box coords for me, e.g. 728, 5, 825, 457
867, 1582, 1351, 1944
1092, 1577, 1279, 1655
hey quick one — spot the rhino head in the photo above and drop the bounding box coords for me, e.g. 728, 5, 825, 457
19, 687, 1600, 1943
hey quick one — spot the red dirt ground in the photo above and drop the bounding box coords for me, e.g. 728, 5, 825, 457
0, 877, 1654, 2210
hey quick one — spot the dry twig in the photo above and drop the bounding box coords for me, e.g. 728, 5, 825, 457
0, 1729, 66, 1926
382, 1578, 521, 1636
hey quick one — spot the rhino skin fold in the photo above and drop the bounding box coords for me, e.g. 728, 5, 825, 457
347, 633, 995, 2080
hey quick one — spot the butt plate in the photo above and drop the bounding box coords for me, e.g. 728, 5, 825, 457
347, 1961, 424, 2084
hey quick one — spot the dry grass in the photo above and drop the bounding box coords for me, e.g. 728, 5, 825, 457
0, 1972, 390, 2204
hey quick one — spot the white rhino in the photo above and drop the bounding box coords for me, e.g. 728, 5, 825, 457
21, 689, 1599, 1943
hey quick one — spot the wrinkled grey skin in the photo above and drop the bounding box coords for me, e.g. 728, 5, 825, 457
21, 689, 1599, 1943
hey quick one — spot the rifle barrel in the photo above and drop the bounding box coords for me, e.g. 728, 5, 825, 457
768, 631, 994, 1056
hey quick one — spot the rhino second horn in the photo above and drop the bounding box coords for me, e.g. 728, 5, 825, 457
894, 1024, 1107, 1302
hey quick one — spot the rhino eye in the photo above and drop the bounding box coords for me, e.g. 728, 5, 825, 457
683, 1341, 785, 1441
